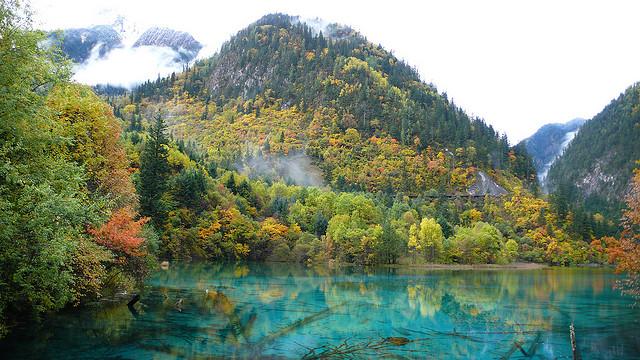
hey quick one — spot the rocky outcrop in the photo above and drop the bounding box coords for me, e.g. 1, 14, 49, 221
467, 171, 508, 196
133, 27, 202, 62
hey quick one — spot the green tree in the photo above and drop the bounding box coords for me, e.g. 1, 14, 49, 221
171, 168, 208, 211
0, 0, 96, 336
138, 115, 170, 224
225, 172, 238, 193
502, 239, 519, 263
408, 218, 444, 262
377, 220, 403, 264
327, 210, 383, 264
446, 222, 505, 264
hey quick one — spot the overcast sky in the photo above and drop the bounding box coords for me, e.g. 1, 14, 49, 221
31, 0, 640, 143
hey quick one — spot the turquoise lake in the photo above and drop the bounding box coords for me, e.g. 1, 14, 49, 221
1, 263, 639, 359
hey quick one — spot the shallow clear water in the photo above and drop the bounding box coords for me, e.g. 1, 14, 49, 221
2, 263, 639, 359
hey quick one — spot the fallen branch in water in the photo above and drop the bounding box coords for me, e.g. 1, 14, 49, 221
127, 294, 140, 307
526, 331, 542, 357
251, 302, 347, 352
300, 336, 428, 359
500, 341, 524, 360
421, 328, 484, 343
515, 341, 529, 356
570, 323, 581, 360
500, 331, 542, 359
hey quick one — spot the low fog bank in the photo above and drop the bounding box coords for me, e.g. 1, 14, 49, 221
238, 153, 325, 187
73, 43, 185, 89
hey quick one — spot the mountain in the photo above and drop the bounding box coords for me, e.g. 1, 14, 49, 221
51, 24, 202, 65
547, 83, 640, 217
129, 13, 536, 194
88, 12, 599, 270
133, 27, 202, 63
520, 118, 585, 188
48, 25, 122, 63
50, 23, 203, 89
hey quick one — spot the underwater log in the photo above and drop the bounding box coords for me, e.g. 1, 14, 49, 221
127, 294, 140, 307
253, 302, 347, 351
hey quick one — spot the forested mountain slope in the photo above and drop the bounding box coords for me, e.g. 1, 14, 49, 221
547, 83, 640, 217
100, 13, 605, 268
124, 13, 537, 194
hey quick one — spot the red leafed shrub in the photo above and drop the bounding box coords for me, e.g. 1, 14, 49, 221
90, 207, 149, 256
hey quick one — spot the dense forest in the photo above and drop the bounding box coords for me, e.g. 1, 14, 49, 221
129, 14, 537, 188
1, 2, 639, 340
548, 83, 640, 221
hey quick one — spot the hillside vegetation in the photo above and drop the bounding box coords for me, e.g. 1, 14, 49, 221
548, 84, 640, 223
97, 13, 606, 270
0, 5, 631, 338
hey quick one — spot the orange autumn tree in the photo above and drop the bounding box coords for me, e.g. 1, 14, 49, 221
610, 166, 640, 298
90, 208, 149, 257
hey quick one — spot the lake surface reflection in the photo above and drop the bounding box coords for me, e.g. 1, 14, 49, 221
2, 263, 639, 359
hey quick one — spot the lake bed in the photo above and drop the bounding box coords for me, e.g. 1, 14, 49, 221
2, 263, 639, 359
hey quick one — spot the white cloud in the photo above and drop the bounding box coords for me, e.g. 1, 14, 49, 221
72, 44, 184, 89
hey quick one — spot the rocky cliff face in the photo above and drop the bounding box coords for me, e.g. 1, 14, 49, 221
133, 27, 202, 63
520, 118, 585, 189
467, 171, 508, 196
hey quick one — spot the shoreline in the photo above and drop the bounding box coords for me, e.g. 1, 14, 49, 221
160, 260, 612, 271
379, 262, 549, 270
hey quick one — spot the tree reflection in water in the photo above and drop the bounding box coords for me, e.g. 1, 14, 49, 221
0, 263, 638, 359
